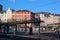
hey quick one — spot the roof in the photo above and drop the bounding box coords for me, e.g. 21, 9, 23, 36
54, 14, 60, 16
35, 12, 55, 16
16, 10, 30, 12
0, 10, 6, 14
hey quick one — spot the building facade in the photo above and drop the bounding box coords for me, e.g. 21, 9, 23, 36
35, 12, 60, 32
11, 10, 35, 32
0, 8, 12, 23
12, 10, 35, 27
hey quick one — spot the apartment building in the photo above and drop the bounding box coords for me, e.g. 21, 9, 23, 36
12, 10, 35, 27
0, 8, 12, 23
35, 12, 60, 31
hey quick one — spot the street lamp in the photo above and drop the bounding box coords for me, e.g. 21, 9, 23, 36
38, 16, 40, 37
25, 15, 27, 34
39, 17, 40, 37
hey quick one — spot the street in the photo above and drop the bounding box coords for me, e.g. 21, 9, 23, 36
40, 32, 60, 40
0, 32, 60, 40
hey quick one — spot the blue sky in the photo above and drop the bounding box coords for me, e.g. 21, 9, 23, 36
0, 0, 60, 14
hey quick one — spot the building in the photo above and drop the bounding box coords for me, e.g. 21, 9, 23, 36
0, 8, 12, 23
35, 12, 55, 31
12, 10, 35, 27
12, 10, 35, 22
35, 12, 60, 32
11, 10, 35, 32
53, 14, 60, 31
0, 4, 3, 12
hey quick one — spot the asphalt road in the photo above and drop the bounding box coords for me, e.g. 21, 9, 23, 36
40, 33, 60, 40
0, 32, 60, 40
0, 38, 12, 40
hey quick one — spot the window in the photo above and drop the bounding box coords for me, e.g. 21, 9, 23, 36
5, 19, 6, 21
44, 14, 50, 18
58, 18, 60, 22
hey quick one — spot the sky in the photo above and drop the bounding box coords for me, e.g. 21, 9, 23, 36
0, 0, 60, 14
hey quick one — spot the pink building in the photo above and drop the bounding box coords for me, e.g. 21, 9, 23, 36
12, 10, 35, 27
12, 10, 35, 22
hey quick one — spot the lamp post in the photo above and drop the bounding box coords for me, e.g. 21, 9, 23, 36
38, 16, 40, 37
25, 16, 27, 34
53, 13, 56, 32
15, 21, 17, 34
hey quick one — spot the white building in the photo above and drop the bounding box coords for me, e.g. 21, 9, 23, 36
0, 8, 12, 23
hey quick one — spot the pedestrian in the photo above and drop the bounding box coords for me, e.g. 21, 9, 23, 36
29, 27, 33, 35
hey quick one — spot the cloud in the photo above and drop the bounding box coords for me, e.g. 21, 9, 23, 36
29, 0, 37, 2
9, 0, 15, 3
